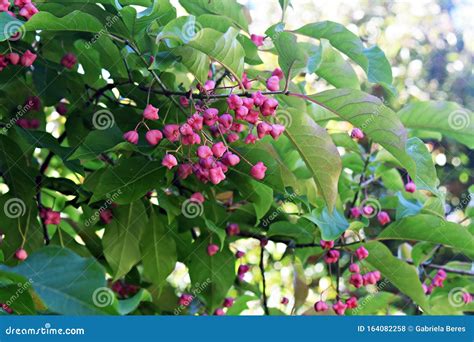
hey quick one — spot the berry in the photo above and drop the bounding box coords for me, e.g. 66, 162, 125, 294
213, 308, 225, 316
207, 244, 219, 256
179, 294, 193, 306
260, 98, 278, 116
244, 133, 257, 144
211, 142, 227, 158
462, 292, 472, 304
332, 300, 347, 315
250, 161, 267, 180
324, 250, 340, 264
355, 246, 369, 260
143, 104, 159, 120
363, 272, 377, 285
163, 124, 180, 142
362, 205, 374, 216
99, 209, 113, 224
190, 192, 205, 203
209, 166, 226, 184
15, 248, 28, 261
250, 34, 264, 46
226, 223, 240, 236
223, 297, 234, 308
346, 296, 358, 309
145, 130, 163, 145
266, 75, 280, 91
197, 145, 213, 159
350, 207, 361, 218
61, 53, 77, 69
40, 208, 61, 225
162, 154, 177, 169
20, 50, 37, 67
314, 300, 328, 312
203, 80, 215, 91
56, 102, 68, 115
349, 273, 364, 288
123, 130, 139, 144
377, 211, 391, 226
7, 53, 20, 65
405, 181, 416, 193
178, 163, 193, 179
227, 94, 243, 110
349, 263, 360, 273
19, 3, 38, 19
281, 297, 289, 305
238, 264, 250, 276
272, 68, 284, 80
235, 250, 245, 258
270, 124, 285, 140
251, 91, 266, 107
320, 240, 335, 249
351, 128, 364, 140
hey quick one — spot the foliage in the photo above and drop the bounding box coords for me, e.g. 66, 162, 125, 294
0, 0, 472, 316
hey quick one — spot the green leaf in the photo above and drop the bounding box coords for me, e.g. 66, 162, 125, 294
282, 105, 342, 209
411, 242, 437, 267
0, 247, 114, 315
303, 207, 349, 241
103, 201, 147, 280
0, 272, 36, 314
0, 135, 37, 199
358, 241, 428, 311
267, 221, 314, 243
398, 101, 474, 148
203, 219, 226, 249
406, 137, 439, 195
186, 240, 235, 311
116, 289, 152, 315
0, 12, 24, 41
395, 192, 422, 220
225, 294, 257, 315
295, 21, 393, 85
140, 211, 177, 287
69, 126, 123, 160
90, 157, 165, 204
173, 46, 209, 84
315, 40, 360, 89
179, 0, 248, 32
187, 27, 245, 84
307, 89, 416, 178
377, 214, 474, 258
24, 11, 106, 36
272, 31, 307, 79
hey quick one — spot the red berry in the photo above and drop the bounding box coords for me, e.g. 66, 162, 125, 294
15, 248, 28, 261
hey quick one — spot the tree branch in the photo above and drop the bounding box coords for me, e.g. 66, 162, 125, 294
259, 246, 269, 315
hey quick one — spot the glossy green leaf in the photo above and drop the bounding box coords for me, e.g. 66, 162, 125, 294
90, 157, 165, 204
186, 240, 235, 311
295, 21, 393, 85
395, 192, 422, 220
359, 241, 429, 311
268, 221, 314, 243
307, 89, 416, 178
303, 207, 348, 241
406, 137, 439, 194
140, 211, 177, 287
398, 101, 474, 148
283, 106, 342, 209
69, 126, 123, 161
178, 0, 248, 32
377, 214, 474, 258
103, 201, 147, 280
0, 247, 114, 315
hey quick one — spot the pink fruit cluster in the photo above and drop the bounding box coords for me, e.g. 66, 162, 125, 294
317, 244, 381, 315
111, 280, 139, 299
61, 53, 77, 69
0, 0, 38, 20
422, 269, 447, 295
39, 208, 61, 225
350, 205, 391, 226
0, 50, 36, 72
123, 72, 287, 184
